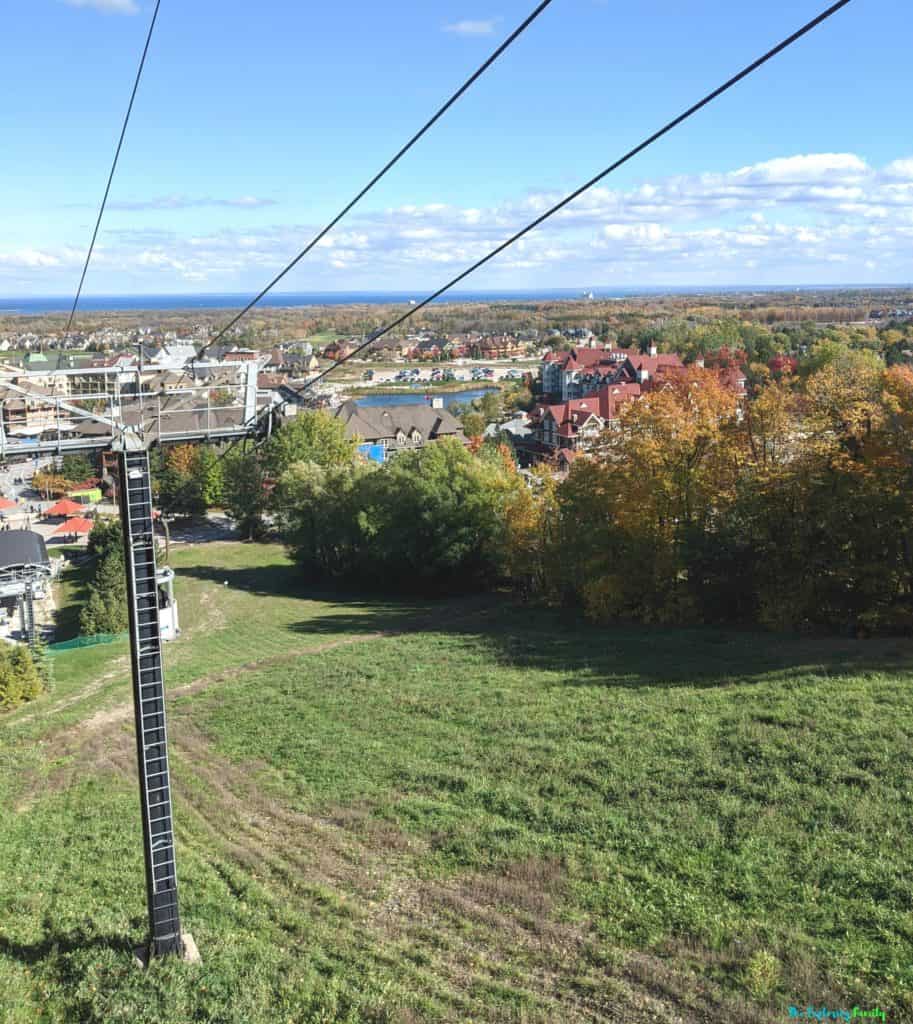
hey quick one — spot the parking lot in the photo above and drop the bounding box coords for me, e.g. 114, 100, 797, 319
361, 363, 531, 386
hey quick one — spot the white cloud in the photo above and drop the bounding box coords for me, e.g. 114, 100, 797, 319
443, 18, 497, 35
880, 158, 913, 181
0, 249, 63, 269
21, 151, 913, 292
62, 0, 139, 14
730, 152, 869, 185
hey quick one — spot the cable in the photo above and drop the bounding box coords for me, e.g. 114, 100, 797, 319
270, 0, 854, 412
197, 0, 556, 360
64, 0, 162, 337
188, 0, 853, 475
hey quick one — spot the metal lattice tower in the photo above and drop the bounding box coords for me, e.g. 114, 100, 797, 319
117, 444, 183, 958
19, 581, 36, 648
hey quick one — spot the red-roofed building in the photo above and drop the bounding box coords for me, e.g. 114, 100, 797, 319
615, 348, 686, 387
716, 365, 748, 398
323, 340, 354, 361
702, 347, 748, 369
476, 334, 527, 359
540, 346, 637, 400
531, 382, 642, 452
693, 351, 749, 397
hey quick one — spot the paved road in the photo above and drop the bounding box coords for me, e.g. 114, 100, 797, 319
0, 456, 62, 538
166, 512, 238, 545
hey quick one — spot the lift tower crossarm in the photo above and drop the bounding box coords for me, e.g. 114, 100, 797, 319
0, 379, 121, 431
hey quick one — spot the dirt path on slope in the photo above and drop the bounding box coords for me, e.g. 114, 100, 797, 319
92, 716, 767, 1024
8, 654, 130, 729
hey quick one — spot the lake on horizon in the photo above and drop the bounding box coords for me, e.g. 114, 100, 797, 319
354, 387, 496, 411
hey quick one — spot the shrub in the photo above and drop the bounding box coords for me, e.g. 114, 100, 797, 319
0, 644, 44, 710
744, 949, 781, 1000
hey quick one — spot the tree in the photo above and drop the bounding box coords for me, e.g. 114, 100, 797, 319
32, 472, 70, 499
80, 519, 128, 636
359, 439, 523, 590
476, 391, 501, 424
222, 446, 271, 540
0, 644, 44, 709
58, 453, 95, 483
262, 410, 359, 480
154, 444, 226, 517
502, 464, 557, 597
279, 459, 375, 578
505, 386, 534, 412
280, 438, 527, 592
197, 446, 225, 508
556, 369, 743, 625
461, 412, 485, 439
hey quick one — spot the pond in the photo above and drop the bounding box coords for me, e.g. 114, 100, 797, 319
354, 387, 497, 411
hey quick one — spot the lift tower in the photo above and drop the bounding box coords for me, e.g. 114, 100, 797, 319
117, 433, 183, 957
0, 360, 272, 961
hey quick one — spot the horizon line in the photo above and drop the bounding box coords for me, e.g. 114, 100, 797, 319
2, 282, 911, 304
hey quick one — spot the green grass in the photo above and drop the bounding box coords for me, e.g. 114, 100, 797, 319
52, 548, 96, 642
3, 540, 912, 1022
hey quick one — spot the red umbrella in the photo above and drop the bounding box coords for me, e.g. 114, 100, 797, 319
53, 516, 93, 536
46, 498, 84, 517
0, 498, 16, 511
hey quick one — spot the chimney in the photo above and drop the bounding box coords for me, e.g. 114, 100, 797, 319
695, 354, 705, 369
649, 342, 658, 357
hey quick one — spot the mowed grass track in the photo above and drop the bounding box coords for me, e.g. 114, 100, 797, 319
1, 542, 912, 1023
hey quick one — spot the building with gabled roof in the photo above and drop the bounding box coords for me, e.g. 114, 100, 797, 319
615, 349, 685, 387
530, 382, 642, 452
334, 399, 466, 461
540, 346, 637, 400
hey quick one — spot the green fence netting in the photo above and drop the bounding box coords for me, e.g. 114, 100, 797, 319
47, 633, 128, 654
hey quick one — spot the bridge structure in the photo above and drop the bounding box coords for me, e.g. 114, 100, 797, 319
0, 358, 275, 961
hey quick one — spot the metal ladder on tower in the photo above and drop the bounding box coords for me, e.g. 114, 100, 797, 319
117, 445, 184, 958
20, 581, 36, 648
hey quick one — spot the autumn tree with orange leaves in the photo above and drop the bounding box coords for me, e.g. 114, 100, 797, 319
556, 369, 743, 623
550, 360, 913, 632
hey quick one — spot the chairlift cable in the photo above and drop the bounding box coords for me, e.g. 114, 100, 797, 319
271, 0, 854, 412
190, 0, 855, 476
197, 0, 557, 360
64, 0, 163, 337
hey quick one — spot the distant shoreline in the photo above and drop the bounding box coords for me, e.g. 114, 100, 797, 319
1, 284, 909, 316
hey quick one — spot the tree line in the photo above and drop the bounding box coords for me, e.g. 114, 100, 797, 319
221, 344, 912, 634
102, 331, 913, 635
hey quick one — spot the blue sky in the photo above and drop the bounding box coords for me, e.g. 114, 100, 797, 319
2, 0, 911, 296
